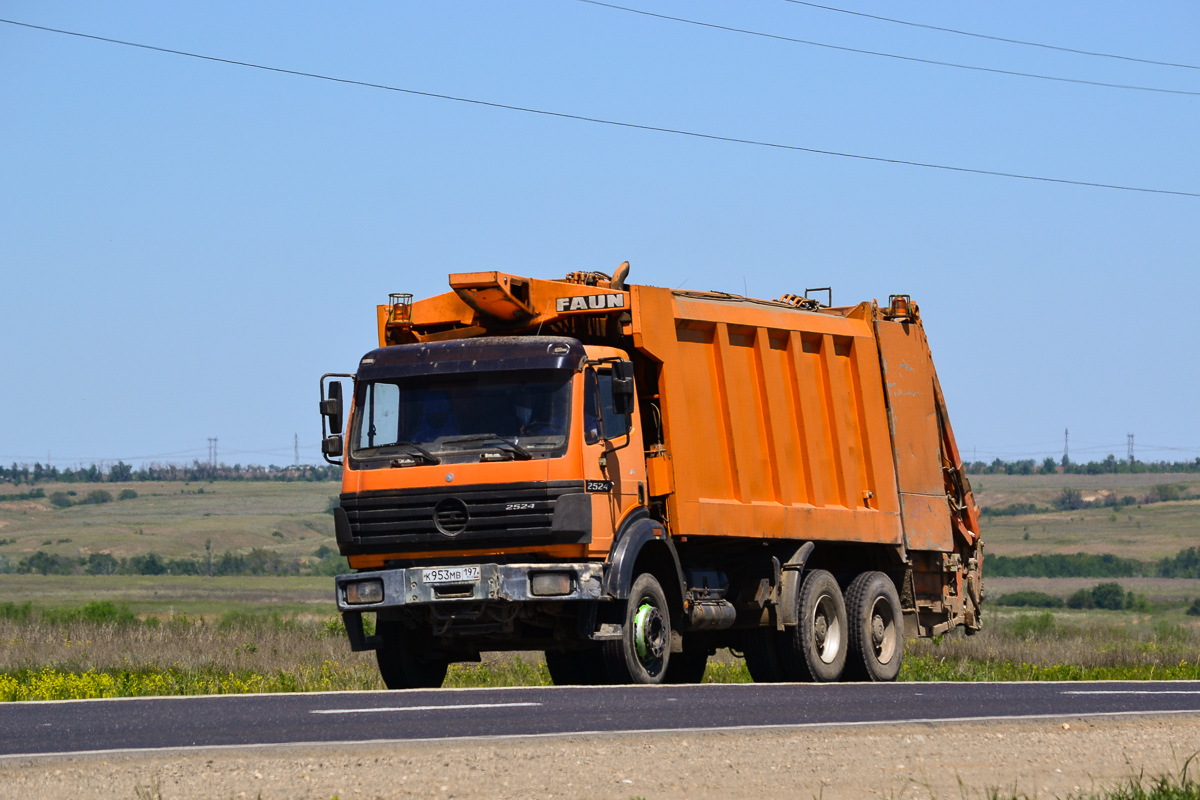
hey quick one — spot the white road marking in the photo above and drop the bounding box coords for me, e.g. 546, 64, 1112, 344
1062, 690, 1200, 695
311, 702, 541, 714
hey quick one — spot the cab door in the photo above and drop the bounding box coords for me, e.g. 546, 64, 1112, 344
582, 365, 646, 557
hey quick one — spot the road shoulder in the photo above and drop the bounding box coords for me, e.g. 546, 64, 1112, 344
3, 714, 1199, 799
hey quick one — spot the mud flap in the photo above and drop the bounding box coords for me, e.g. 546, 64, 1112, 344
342, 611, 382, 652
776, 541, 815, 631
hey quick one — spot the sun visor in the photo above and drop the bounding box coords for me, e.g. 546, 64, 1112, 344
355, 336, 587, 380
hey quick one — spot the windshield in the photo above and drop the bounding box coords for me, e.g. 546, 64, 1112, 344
352, 369, 573, 463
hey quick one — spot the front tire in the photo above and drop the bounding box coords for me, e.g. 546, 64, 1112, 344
664, 646, 710, 684
778, 569, 848, 682
843, 571, 903, 682
375, 622, 449, 690
602, 573, 671, 684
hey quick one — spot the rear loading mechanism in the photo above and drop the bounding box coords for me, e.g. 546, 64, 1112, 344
323, 264, 982, 688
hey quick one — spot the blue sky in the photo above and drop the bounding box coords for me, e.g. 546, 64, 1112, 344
2, 1, 1197, 468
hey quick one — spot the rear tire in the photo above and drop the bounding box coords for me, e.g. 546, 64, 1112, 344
602, 573, 671, 684
742, 628, 787, 683
843, 571, 903, 682
778, 569, 848, 682
375, 622, 449, 690
546, 648, 609, 685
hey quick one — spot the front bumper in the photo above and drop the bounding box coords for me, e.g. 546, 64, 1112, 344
335, 562, 607, 612
336, 562, 609, 651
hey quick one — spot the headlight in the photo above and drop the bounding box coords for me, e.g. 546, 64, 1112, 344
530, 572, 572, 597
345, 579, 384, 604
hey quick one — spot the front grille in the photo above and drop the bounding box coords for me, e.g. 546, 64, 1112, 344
340, 480, 585, 551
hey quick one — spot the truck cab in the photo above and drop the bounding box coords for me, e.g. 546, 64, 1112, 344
326, 335, 668, 687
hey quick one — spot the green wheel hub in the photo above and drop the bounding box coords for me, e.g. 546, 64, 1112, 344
632, 601, 666, 664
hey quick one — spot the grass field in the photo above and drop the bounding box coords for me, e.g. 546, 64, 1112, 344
972, 473, 1200, 560
987, 576, 1200, 603
0, 574, 332, 616
0, 480, 339, 563
1, 472, 1198, 698
4, 601, 1200, 701
3, 473, 1197, 564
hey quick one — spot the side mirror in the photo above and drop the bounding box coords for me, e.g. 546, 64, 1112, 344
610, 360, 635, 416
321, 436, 343, 458
321, 382, 343, 435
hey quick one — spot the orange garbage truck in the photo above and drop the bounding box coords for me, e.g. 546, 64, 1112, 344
322, 263, 982, 687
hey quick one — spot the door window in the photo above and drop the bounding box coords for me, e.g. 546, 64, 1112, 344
584, 368, 630, 443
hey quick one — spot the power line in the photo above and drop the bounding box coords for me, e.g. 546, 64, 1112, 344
779, 0, 1200, 72
575, 0, 1200, 98
2, 17, 1197, 199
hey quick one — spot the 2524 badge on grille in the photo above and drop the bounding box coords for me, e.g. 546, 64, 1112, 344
586, 480, 613, 493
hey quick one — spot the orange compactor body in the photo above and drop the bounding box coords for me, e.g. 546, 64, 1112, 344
324, 265, 982, 687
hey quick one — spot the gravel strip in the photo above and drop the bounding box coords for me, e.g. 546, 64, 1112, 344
3, 715, 1199, 799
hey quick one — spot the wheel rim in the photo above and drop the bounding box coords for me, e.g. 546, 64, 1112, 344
633, 601, 666, 665
868, 595, 897, 664
811, 593, 842, 664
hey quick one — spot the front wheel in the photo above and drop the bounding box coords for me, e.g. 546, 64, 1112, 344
546, 648, 609, 685
602, 573, 672, 684
375, 622, 449, 690
664, 646, 710, 684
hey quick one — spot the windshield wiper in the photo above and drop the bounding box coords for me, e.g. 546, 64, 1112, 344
441, 434, 533, 461
377, 441, 441, 465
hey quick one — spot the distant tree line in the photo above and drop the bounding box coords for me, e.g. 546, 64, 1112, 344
1, 460, 341, 486
965, 455, 1200, 476
993, 583, 1151, 612
986, 547, 1200, 579
0, 544, 347, 578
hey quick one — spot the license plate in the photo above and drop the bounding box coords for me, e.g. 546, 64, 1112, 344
421, 566, 481, 584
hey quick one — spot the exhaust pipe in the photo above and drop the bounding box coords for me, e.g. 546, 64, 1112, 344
610, 261, 630, 291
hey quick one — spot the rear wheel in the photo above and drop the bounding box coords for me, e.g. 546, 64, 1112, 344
546, 648, 609, 685
602, 573, 671, 684
843, 571, 903, 682
742, 628, 787, 683
375, 622, 449, 690
778, 569, 848, 682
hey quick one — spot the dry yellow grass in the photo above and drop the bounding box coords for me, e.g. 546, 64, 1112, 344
972, 473, 1200, 560
0, 615, 373, 678
0, 574, 332, 616
0, 480, 339, 561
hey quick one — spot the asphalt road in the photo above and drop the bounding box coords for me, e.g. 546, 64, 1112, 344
3, 681, 1200, 758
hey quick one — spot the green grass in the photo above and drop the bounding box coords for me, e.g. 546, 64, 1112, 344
899, 655, 1200, 682
0, 662, 379, 701
986, 765, 1200, 799
6, 649, 1199, 701
444, 656, 553, 688
5, 602, 1200, 701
